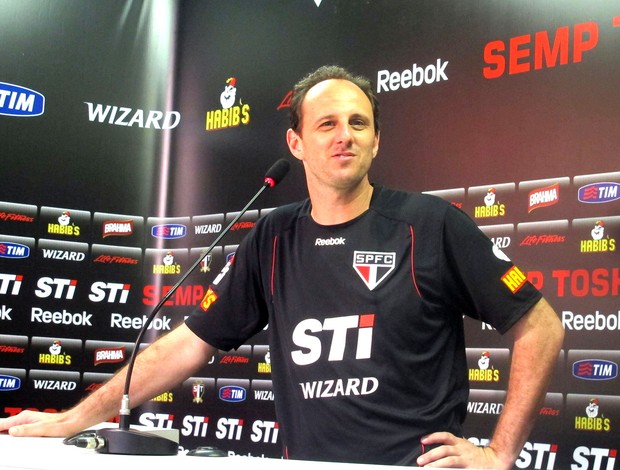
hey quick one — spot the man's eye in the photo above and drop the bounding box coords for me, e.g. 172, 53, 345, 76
319, 121, 335, 128
351, 120, 367, 129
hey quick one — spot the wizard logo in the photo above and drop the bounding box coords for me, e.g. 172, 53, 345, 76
353, 251, 395, 291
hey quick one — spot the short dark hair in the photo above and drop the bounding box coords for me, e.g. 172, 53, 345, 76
289, 65, 380, 134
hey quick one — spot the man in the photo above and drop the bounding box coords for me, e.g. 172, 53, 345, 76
0, 66, 564, 469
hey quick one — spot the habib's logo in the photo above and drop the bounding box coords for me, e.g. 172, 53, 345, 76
39, 340, 72, 366
575, 398, 612, 432
206, 77, 251, 131
48, 211, 80, 236
580, 221, 616, 253
474, 188, 506, 219
153, 251, 181, 275
469, 351, 500, 382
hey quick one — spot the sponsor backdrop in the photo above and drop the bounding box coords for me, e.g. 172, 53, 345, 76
0, 0, 618, 468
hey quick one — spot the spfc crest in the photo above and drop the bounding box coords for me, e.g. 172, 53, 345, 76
353, 251, 396, 291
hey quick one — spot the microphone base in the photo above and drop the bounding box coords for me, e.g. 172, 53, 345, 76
95, 427, 179, 455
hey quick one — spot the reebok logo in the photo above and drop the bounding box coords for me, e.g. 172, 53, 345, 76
377, 59, 449, 93
315, 237, 345, 246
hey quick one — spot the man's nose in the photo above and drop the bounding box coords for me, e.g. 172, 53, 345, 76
335, 123, 353, 143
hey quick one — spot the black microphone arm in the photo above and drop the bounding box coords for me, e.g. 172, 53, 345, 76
94, 158, 291, 455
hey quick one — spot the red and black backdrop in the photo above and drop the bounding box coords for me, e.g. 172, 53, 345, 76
1, 1, 618, 468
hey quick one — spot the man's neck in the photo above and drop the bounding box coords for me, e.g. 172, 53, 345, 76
309, 182, 374, 225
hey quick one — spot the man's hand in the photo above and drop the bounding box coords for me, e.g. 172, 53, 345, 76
416, 432, 509, 469
0, 410, 80, 437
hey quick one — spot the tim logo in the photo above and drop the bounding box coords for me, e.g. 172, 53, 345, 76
0, 82, 45, 117
0, 374, 21, 391
573, 360, 618, 381
0, 242, 29, 259
353, 251, 395, 290
578, 183, 620, 204
151, 224, 186, 239
219, 385, 246, 403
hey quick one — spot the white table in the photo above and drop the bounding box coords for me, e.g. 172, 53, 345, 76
0, 431, 418, 470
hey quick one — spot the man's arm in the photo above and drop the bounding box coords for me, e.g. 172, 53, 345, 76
417, 297, 565, 468
0, 323, 216, 438
485, 297, 564, 466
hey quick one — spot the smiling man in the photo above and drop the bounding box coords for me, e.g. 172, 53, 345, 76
0, 66, 563, 469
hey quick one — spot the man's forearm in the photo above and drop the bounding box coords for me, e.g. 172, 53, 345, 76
489, 298, 564, 468
0, 323, 215, 438
83, 323, 215, 418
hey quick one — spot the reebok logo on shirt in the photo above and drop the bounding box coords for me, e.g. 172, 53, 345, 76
315, 237, 346, 246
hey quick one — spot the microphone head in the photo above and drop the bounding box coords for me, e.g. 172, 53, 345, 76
264, 159, 291, 187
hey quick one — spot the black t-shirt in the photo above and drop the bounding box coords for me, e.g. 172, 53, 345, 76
185, 185, 542, 465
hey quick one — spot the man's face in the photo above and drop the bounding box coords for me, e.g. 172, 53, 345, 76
286, 79, 379, 193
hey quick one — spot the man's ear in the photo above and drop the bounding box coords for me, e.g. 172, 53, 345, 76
286, 128, 303, 161
372, 130, 380, 159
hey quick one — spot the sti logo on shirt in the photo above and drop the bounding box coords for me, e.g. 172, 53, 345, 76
291, 314, 375, 366
353, 251, 396, 290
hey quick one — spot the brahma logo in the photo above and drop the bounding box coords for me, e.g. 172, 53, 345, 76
94, 347, 126, 366
0, 82, 45, 117
151, 224, 186, 239
529, 183, 560, 213
102, 220, 134, 237
578, 183, 620, 204
0, 242, 29, 259
573, 360, 618, 381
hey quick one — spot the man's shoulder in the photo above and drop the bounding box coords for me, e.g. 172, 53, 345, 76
371, 185, 452, 222
256, 199, 309, 233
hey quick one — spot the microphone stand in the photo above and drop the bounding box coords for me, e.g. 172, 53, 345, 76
94, 160, 289, 454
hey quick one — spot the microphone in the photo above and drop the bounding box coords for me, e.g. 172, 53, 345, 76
91, 159, 290, 455
263, 158, 290, 188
